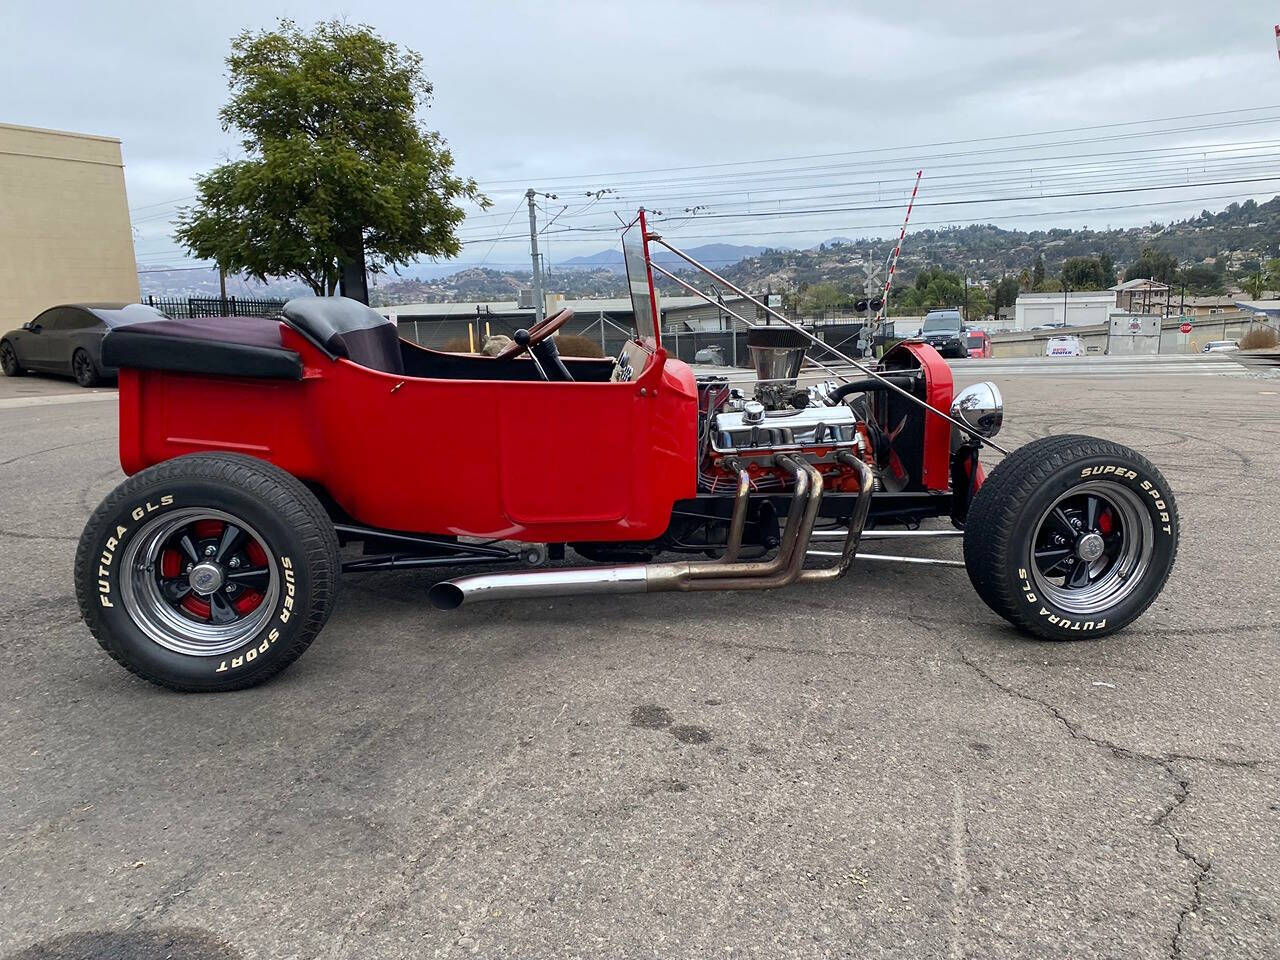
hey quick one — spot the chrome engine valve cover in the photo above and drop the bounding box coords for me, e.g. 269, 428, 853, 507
712, 404, 860, 453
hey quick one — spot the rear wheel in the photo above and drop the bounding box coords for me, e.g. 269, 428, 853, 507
72, 348, 101, 387
1, 340, 23, 377
963, 435, 1178, 639
75, 453, 340, 691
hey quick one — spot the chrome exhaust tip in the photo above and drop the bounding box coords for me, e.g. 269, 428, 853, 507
428, 565, 650, 609
427, 582, 465, 610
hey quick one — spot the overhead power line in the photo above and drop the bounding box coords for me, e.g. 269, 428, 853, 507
472, 106, 1280, 187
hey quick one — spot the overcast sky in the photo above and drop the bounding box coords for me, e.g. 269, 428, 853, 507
5, 0, 1280, 273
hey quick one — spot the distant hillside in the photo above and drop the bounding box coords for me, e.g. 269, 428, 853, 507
697, 196, 1280, 302
145, 196, 1280, 306
137, 267, 312, 300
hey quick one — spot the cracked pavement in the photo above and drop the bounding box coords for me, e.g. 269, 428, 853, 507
0, 371, 1277, 959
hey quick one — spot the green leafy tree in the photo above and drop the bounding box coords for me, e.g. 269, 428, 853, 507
892, 266, 967, 315
1179, 262, 1226, 295
1060, 257, 1112, 290
175, 19, 487, 295
1099, 252, 1116, 286
801, 282, 854, 314
964, 286, 992, 321
1124, 246, 1179, 285
1032, 253, 1045, 289
992, 276, 1020, 312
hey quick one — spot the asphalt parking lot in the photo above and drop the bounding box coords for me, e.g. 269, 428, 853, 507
1, 362, 1278, 960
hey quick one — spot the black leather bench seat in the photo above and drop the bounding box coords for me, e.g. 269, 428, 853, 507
102, 315, 303, 380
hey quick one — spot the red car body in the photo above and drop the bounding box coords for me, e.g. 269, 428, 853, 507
116, 326, 955, 544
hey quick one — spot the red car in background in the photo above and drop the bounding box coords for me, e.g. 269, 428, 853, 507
967, 329, 992, 358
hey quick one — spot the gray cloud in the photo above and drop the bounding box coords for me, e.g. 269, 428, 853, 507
4, 0, 1278, 265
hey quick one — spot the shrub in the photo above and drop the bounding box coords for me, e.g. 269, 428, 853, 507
1239, 326, 1279, 350
556, 334, 605, 358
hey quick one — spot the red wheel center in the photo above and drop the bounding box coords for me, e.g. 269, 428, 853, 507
160, 522, 267, 623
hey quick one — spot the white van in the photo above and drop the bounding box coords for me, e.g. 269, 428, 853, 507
1202, 340, 1239, 353
1046, 335, 1084, 357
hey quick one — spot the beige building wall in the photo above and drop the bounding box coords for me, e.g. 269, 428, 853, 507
0, 122, 139, 331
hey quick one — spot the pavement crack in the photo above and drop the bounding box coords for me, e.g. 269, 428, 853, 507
957, 651, 1216, 960
125, 862, 206, 931
955, 651, 1265, 770
1170, 859, 1210, 960
0, 527, 79, 542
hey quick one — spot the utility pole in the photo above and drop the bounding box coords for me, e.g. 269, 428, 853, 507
218, 265, 227, 316
526, 188, 545, 323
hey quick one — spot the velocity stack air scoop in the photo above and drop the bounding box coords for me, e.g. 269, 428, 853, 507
746, 325, 810, 387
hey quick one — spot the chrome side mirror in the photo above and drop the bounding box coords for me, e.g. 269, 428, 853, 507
951, 381, 1003, 439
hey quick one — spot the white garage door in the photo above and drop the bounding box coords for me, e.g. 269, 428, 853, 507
1068, 303, 1107, 327
1024, 306, 1055, 329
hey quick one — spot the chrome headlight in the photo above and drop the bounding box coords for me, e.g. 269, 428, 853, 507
951, 381, 1003, 439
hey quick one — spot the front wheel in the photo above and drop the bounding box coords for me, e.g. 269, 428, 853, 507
75, 453, 340, 691
963, 435, 1178, 639
1, 340, 23, 377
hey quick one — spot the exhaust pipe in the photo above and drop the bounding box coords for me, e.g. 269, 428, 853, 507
428, 565, 649, 610
427, 455, 868, 610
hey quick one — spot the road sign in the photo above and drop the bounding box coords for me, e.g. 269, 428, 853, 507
1128, 319, 1142, 333
1179, 322, 1193, 334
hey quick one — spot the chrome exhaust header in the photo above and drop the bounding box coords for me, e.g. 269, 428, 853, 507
427, 454, 879, 611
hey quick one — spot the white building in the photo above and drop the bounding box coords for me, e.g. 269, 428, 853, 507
1013, 291, 1116, 330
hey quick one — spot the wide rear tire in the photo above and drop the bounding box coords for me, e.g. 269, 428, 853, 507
963, 435, 1178, 639
75, 454, 340, 691
73, 348, 101, 387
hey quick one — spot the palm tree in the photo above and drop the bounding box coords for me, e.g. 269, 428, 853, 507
1242, 272, 1267, 300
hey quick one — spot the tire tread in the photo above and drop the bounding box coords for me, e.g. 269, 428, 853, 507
75, 454, 340, 692
963, 434, 1179, 638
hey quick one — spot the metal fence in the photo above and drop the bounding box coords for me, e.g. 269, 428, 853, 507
144, 296, 287, 319
393, 312, 875, 369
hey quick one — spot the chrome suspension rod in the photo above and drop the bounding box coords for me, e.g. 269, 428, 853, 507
645, 232, 1010, 455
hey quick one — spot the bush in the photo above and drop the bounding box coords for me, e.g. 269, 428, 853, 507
1239, 326, 1279, 350
556, 334, 605, 358
439, 335, 471, 353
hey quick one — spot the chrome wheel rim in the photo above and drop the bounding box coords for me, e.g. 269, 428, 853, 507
1029, 480, 1153, 616
120, 508, 279, 656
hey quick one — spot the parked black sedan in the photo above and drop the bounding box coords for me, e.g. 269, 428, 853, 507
1, 303, 166, 387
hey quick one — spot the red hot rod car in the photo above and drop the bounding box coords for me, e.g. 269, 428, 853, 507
75, 214, 1179, 691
